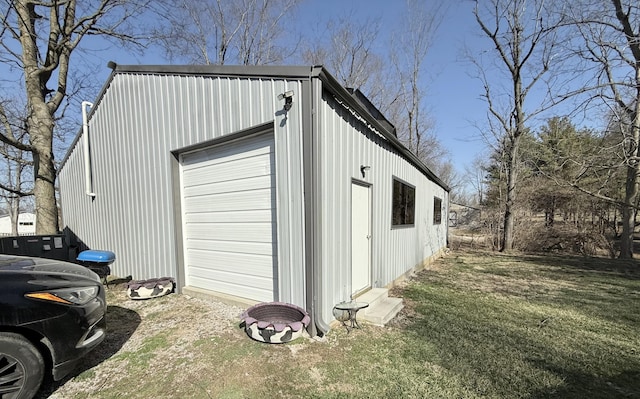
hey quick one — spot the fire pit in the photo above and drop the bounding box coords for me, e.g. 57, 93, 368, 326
126, 277, 175, 300
240, 302, 310, 344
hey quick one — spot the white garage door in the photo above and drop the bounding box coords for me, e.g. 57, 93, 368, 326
181, 133, 277, 302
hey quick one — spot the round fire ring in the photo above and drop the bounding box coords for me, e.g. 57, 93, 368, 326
240, 302, 310, 344
126, 277, 175, 300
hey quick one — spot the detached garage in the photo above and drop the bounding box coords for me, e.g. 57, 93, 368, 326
58, 64, 449, 335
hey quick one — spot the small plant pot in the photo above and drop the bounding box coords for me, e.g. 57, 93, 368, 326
240, 302, 310, 344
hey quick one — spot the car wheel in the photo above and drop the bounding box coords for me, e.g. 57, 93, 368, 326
0, 332, 45, 399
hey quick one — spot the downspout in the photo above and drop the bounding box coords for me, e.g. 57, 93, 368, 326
82, 101, 96, 197
304, 67, 330, 336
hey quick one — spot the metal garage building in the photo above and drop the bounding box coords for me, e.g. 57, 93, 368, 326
58, 64, 449, 335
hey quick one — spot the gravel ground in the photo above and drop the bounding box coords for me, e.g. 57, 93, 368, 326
36, 282, 246, 398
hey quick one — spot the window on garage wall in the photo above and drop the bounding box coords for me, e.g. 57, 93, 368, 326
392, 177, 415, 227
433, 196, 442, 224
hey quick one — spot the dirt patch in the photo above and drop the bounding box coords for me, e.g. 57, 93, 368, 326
36, 281, 395, 398
38, 284, 246, 398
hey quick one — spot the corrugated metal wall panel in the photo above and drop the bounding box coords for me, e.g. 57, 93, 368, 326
316, 90, 448, 324
59, 73, 307, 307
274, 80, 306, 305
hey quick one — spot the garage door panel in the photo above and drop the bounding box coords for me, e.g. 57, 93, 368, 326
188, 270, 273, 289
183, 175, 272, 198
184, 209, 273, 224
183, 155, 273, 187
187, 276, 273, 303
187, 250, 274, 276
186, 223, 275, 244
186, 239, 273, 256
182, 135, 273, 167
184, 188, 275, 212
182, 132, 277, 302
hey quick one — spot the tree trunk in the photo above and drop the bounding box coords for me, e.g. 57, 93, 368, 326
501, 138, 517, 251
620, 203, 634, 259
10, 197, 19, 236
619, 126, 640, 259
29, 103, 59, 235
17, 0, 60, 235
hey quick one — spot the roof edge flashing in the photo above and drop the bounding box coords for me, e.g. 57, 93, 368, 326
314, 68, 450, 192
109, 64, 317, 80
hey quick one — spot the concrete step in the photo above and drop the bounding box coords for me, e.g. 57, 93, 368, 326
356, 288, 389, 309
353, 288, 404, 327
360, 297, 404, 326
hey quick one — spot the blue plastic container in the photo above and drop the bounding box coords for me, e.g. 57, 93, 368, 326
77, 250, 116, 264
77, 250, 115, 281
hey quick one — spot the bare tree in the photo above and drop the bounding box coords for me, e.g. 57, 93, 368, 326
0, 0, 155, 234
472, 0, 563, 251
0, 100, 32, 235
436, 160, 468, 203
157, 0, 301, 65
560, 0, 640, 258
390, 0, 446, 162
301, 12, 391, 109
465, 155, 489, 205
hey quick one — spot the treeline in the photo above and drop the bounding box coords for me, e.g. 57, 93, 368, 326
468, 0, 640, 259
480, 116, 632, 257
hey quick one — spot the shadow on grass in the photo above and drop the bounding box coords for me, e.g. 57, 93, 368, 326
402, 291, 639, 398
35, 305, 141, 398
527, 361, 640, 398
518, 254, 640, 327
518, 253, 640, 279
396, 251, 640, 398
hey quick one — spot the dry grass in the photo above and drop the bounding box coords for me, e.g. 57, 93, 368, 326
37, 248, 640, 399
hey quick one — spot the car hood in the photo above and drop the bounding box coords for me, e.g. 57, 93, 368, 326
0, 254, 100, 282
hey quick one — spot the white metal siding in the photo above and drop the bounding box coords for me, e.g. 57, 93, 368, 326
316, 89, 448, 324
181, 134, 276, 302
59, 72, 306, 307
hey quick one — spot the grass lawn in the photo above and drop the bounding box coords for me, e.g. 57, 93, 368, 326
45, 249, 640, 398
390, 250, 640, 398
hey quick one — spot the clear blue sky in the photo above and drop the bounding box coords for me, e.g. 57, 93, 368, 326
293, 0, 490, 180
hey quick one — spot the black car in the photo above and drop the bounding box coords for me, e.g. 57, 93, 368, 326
0, 255, 107, 399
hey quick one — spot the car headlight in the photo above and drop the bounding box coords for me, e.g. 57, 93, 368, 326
25, 286, 100, 305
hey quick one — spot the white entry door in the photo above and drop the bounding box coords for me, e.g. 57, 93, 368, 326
351, 182, 371, 295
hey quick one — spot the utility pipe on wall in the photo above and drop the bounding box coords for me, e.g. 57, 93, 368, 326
82, 101, 96, 197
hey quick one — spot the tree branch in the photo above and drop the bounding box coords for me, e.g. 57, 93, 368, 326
0, 181, 32, 197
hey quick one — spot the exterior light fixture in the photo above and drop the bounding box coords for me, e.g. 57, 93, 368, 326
360, 165, 371, 178
278, 90, 294, 111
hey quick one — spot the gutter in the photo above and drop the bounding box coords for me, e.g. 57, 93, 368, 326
60, 63, 118, 169
82, 101, 96, 197
304, 67, 330, 336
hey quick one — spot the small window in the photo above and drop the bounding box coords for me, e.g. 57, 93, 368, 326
392, 178, 415, 227
433, 197, 442, 224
